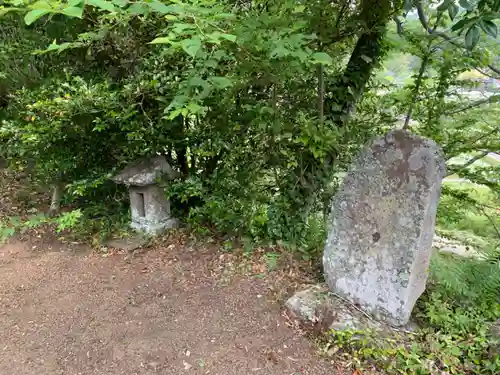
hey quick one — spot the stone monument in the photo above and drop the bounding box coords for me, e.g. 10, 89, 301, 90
323, 130, 446, 326
112, 155, 179, 235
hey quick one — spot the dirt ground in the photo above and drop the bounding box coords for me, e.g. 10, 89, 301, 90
0, 236, 346, 375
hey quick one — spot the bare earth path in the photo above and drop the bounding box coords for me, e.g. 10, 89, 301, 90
0, 239, 340, 375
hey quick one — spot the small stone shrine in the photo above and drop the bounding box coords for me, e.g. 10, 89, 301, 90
112, 155, 179, 235
322, 130, 446, 326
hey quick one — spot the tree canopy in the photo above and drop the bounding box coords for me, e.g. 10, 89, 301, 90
0, 0, 498, 242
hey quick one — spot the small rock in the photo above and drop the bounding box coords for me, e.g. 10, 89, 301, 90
286, 285, 379, 332
287, 285, 420, 335
183, 361, 192, 370
103, 236, 148, 253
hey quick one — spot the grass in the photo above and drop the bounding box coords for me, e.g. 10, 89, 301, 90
439, 180, 499, 244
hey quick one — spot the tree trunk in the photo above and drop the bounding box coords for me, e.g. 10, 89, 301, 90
326, 0, 393, 125
49, 181, 64, 216
296, 0, 395, 217
176, 117, 188, 175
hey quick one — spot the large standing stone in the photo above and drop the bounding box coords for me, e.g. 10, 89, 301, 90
323, 130, 446, 326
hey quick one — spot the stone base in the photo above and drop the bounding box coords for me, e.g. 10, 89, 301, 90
286, 285, 418, 333
131, 218, 180, 236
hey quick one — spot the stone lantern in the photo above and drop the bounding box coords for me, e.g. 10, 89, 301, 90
112, 155, 179, 235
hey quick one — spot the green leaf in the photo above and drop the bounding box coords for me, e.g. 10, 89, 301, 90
220, 33, 237, 42
482, 12, 500, 21
188, 76, 206, 87
294, 5, 305, 13
270, 45, 290, 58
61, 6, 84, 18
180, 37, 202, 58
128, 3, 147, 15
24, 9, 50, 25
448, 3, 459, 20
0, 7, 20, 16
148, 1, 174, 14
166, 107, 188, 120
209, 76, 233, 89
465, 24, 480, 49
213, 13, 234, 19
149, 37, 172, 44
45, 41, 61, 52
112, 0, 128, 7
204, 59, 218, 68
451, 17, 475, 31
31, 1, 51, 9
54, 42, 73, 53
206, 31, 223, 44
40, 41, 74, 54
459, 0, 475, 11
87, 0, 116, 12
311, 52, 333, 65
173, 23, 196, 33
479, 20, 497, 38
437, 0, 452, 12
68, 0, 83, 7
403, 0, 413, 13
186, 102, 205, 114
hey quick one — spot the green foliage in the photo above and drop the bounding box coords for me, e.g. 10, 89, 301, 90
0, 221, 16, 242
53, 209, 83, 233
0, 209, 83, 242
1, 76, 147, 189
438, 183, 499, 244
263, 251, 280, 271
322, 295, 500, 374
430, 251, 500, 305
0, 0, 498, 256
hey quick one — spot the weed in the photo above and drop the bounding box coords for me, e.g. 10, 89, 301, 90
264, 251, 280, 271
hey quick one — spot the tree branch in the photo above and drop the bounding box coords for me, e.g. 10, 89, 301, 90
445, 126, 500, 160
415, 1, 500, 76
446, 150, 489, 176
317, 64, 324, 123
393, 16, 404, 35
459, 150, 490, 169
431, 11, 443, 33
404, 51, 430, 130
477, 204, 500, 241
416, 1, 430, 30
474, 67, 500, 80
449, 94, 500, 115
335, 0, 349, 31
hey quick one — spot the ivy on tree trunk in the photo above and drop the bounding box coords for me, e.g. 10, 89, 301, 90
327, 0, 393, 126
